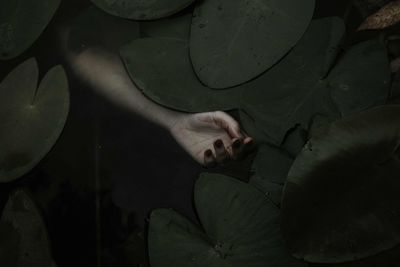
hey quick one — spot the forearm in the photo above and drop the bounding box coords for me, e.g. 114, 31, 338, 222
66, 47, 183, 130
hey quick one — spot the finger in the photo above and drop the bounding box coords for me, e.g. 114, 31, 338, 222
242, 137, 256, 154
213, 111, 243, 139
230, 138, 244, 160
204, 149, 217, 168
213, 139, 229, 163
243, 136, 254, 145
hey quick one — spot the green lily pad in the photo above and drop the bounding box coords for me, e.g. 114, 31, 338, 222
251, 144, 294, 184
308, 114, 334, 139
282, 126, 308, 158
68, 5, 140, 54
241, 17, 390, 145
139, 12, 192, 40
0, 0, 60, 60
390, 71, 400, 100
120, 38, 242, 112
249, 174, 284, 208
0, 190, 52, 267
239, 109, 273, 145
149, 173, 306, 267
149, 209, 220, 267
311, 245, 400, 267
91, 0, 195, 20
0, 58, 69, 182
190, 0, 315, 89
281, 105, 400, 263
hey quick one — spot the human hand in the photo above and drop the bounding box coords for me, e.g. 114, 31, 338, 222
169, 111, 254, 167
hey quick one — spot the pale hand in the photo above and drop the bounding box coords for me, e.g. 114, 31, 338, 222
169, 111, 254, 166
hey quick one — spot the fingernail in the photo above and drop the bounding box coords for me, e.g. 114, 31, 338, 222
246, 139, 254, 146
205, 149, 213, 157
233, 140, 242, 149
215, 140, 223, 148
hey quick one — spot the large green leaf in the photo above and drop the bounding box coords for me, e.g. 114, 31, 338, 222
281, 126, 308, 158
121, 17, 386, 120
91, 0, 194, 20
120, 38, 242, 112
139, 12, 193, 40
281, 105, 400, 263
149, 209, 223, 267
0, 190, 52, 267
239, 109, 273, 145
241, 17, 390, 145
190, 0, 315, 88
68, 5, 140, 54
0, 58, 69, 182
249, 174, 284, 208
311, 245, 400, 267
251, 144, 294, 185
0, 0, 60, 60
149, 173, 306, 267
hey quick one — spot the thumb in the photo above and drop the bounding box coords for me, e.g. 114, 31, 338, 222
212, 111, 243, 139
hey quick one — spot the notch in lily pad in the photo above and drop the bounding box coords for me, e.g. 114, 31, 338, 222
190, 0, 315, 88
0, 0, 60, 60
281, 105, 400, 263
0, 58, 70, 182
91, 0, 195, 20
149, 173, 306, 267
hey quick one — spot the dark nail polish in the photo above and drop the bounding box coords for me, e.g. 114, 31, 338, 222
233, 140, 242, 149
205, 150, 213, 157
215, 139, 223, 148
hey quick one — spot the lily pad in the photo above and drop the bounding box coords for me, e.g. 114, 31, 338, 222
0, 58, 69, 182
0, 190, 52, 267
311, 245, 400, 267
241, 17, 390, 145
281, 105, 400, 263
0, 0, 60, 59
251, 144, 294, 184
282, 125, 308, 158
68, 5, 140, 54
120, 38, 242, 112
308, 114, 334, 139
149, 209, 218, 267
149, 173, 306, 267
91, 0, 195, 20
190, 0, 315, 88
139, 12, 193, 40
249, 174, 284, 208
239, 109, 273, 145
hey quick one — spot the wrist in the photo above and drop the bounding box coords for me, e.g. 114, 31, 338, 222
160, 108, 186, 133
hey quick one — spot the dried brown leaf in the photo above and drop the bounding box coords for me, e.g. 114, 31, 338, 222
359, 0, 400, 30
